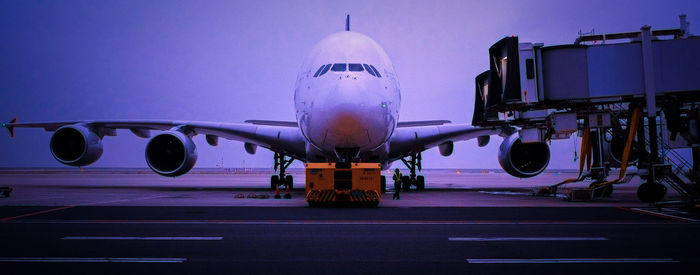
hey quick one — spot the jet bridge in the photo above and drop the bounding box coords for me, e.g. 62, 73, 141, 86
473, 15, 700, 204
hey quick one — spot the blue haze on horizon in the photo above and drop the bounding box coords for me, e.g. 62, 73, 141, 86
1, 0, 698, 169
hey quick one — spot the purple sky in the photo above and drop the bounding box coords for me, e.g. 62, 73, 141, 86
1, 0, 698, 169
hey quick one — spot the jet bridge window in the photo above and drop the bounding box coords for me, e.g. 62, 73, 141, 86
331, 63, 347, 72
314, 64, 331, 77
348, 63, 364, 72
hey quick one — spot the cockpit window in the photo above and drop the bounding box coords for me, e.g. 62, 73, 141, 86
313, 64, 331, 77
331, 63, 347, 72
363, 64, 375, 76
319, 64, 331, 76
348, 63, 364, 72
313, 65, 325, 77
369, 65, 381, 77
317, 63, 381, 78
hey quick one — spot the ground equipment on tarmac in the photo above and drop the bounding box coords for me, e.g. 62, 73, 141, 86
305, 163, 382, 206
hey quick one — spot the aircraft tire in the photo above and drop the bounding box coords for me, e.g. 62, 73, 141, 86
401, 176, 411, 190
380, 175, 386, 193
285, 175, 294, 190
416, 175, 425, 190
271, 175, 279, 190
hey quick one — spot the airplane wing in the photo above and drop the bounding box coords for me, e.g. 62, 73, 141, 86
241, 120, 454, 128
396, 120, 451, 127
387, 123, 510, 160
3, 118, 307, 160
244, 120, 298, 127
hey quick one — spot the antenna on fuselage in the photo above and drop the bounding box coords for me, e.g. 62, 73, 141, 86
345, 14, 350, 31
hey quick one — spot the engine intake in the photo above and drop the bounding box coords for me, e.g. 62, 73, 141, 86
498, 133, 550, 178
145, 131, 197, 177
50, 125, 103, 166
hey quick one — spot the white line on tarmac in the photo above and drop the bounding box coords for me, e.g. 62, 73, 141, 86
61, 236, 222, 241
466, 258, 679, 264
449, 237, 607, 241
0, 257, 187, 263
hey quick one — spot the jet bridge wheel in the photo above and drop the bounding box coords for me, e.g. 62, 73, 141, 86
637, 182, 667, 203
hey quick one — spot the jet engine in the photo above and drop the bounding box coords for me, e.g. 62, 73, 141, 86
438, 141, 454, 156
145, 130, 197, 177
498, 133, 550, 178
603, 131, 638, 168
50, 125, 103, 166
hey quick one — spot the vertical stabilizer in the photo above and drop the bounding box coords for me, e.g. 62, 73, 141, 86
345, 14, 350, 31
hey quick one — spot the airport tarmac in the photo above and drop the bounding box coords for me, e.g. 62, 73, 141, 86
0, 169, 678, 207
0, 170, 699, 274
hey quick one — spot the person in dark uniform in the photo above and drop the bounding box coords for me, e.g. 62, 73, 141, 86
392, 168, 402, 200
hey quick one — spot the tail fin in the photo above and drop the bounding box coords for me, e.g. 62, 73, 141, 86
345, 14, 350, 31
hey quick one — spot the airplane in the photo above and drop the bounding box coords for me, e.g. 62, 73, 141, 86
3, 15, 551, 191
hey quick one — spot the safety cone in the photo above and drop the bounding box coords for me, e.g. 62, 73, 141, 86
274, 185, 281, 199
283, 184, 292, 199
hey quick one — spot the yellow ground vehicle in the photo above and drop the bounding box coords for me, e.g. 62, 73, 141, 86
305, 163, 382, 206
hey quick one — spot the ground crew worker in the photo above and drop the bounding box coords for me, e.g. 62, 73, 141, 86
392, 168, 402, 200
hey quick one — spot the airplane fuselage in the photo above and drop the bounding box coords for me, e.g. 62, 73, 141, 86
294, 31, 401, 162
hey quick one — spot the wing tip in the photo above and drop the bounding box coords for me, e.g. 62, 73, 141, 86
4, 117, 17, 138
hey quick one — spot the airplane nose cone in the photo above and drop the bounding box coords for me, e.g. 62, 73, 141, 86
326, 105, 369, 144
314, 81, 392, 152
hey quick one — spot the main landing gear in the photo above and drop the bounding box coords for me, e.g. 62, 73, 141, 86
271, 152, 294, 190
401, 152, 425, 191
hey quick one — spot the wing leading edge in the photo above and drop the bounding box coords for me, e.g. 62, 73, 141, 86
388, 123, 509, 160
3, 118, 307, 161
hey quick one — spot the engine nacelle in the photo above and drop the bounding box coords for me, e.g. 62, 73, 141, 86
50, 125, 103, 167
145, 130, 197, 177
498, 133, 550, 178
438, 141, 454, 156
604, 131, 638, 168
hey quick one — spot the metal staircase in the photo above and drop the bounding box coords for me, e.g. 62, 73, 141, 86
646, 118, 699, 203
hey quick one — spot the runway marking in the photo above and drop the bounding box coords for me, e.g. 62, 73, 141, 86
466, 258, 679, 264
449, 237, 607, 241
0, 204, 77, 222
0, 195, 168, 222
616, 207, 698, 222
0, 257, 187, 263
78, 195, 170, 206
61, 236, 223, 241
8, 219, 685, 225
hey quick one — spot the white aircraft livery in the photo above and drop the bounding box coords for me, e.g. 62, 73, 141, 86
3, 16, 551, 190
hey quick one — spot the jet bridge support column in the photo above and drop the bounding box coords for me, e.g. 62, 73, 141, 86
590, 129, 609, 181
641, 26, 660, 166
636, 26, 668, 202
